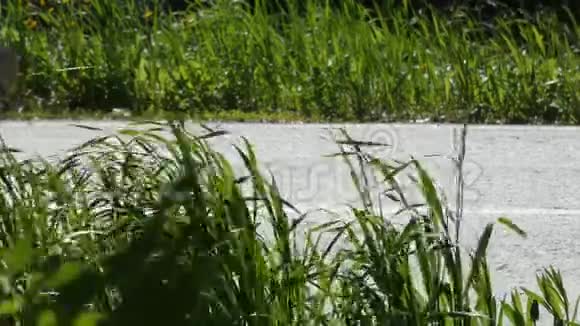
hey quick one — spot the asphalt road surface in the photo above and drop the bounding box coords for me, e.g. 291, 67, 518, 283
2, 120, 580, 304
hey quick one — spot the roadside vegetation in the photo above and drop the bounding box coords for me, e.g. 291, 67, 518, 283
0, 121, 576, 325
0, 1, 578, 324
0, 0, 579, 123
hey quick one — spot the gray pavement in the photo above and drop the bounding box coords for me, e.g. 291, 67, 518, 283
1, 120, 580, 302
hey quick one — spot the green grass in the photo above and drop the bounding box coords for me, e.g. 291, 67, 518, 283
0, 120, 577, 325
1, 0, 580, 123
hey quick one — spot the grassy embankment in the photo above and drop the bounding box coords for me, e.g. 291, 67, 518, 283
0, 0, 579, 123
0, 1, 579, 324
0, 121, 576, 325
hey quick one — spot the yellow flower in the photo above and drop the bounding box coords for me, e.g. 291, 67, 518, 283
25, 17, 38, 30
143, 8, 153, 20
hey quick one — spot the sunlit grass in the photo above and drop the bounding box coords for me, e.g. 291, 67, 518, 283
0, 121, 576, 325
1, 0, 579, 123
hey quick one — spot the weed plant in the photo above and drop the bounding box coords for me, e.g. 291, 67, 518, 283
0, 0, 579, 123
0, 121, 575, 325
